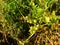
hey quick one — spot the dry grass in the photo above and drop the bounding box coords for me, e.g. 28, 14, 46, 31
26, 23, 60, 45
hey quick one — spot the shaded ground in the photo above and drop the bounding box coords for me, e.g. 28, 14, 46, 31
0, 30, 24, 45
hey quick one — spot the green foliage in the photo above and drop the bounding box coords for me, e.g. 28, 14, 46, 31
0, 0, 59, 43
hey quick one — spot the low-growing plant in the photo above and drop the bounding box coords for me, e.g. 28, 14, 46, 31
0, 0, 59, 44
